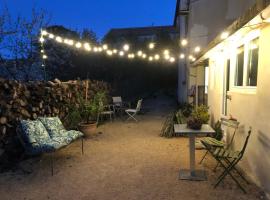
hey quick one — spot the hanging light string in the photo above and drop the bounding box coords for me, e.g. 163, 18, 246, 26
39, 30, 179, 64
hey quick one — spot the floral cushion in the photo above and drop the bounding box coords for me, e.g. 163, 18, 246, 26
20, 120, 50, 145
38, 117, 66, 138
25, 140, 65, 155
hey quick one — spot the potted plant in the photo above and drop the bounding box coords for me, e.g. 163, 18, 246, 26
187, 105, 210, 130
66, 91, 107, 136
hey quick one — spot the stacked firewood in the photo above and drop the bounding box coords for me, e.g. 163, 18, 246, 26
0, 78, 110, 145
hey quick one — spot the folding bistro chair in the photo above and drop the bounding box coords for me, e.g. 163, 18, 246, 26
97, 101, 115, 123
112, 96, 130, 116
208, 128, 252, 193
199, 118, 240, 165
125, 99, 142, 122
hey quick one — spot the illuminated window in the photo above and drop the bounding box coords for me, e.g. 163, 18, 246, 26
235, 45, 244, 86
247, 38, 259, 86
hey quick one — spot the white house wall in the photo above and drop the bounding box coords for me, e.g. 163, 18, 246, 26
207, 23, 270, 196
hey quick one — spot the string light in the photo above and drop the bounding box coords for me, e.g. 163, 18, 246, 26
41, 30, 48, 36
163, 49, 170, 55
154, 54, 160, 60
49, 34, 55, 39
181, 39, 188, 46
221, 32, 229, 39
39, 37, 45, 43
40, 30, 181, 64
194, 46, 201, 53
84, 43, 91, 51
137, 50, 143, 56
123, 44, 130, 51
56, 36, 63, 43
164, 54, 170, 60
189, 55, 194, 60
68, 40, 74, 46
107, 50, 113, 56
119, 51, 125, 56
42, 55, 47, 59
103, 44, 108, 50
75, 42, 82, 49
170, 57, 175, 63
41, 50, 44, 53
180, 53, 185, 59
149, 43, 155, 49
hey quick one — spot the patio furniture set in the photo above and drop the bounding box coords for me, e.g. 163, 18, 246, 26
174, 118, 252, 193
98, 96, 143, 123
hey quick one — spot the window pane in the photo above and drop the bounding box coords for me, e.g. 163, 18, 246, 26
247, 38, 259, 86
235, 46, 244, 86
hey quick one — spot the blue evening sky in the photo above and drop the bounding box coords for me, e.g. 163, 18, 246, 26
3, 0, 177, 39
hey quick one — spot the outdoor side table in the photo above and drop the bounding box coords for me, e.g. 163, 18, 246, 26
174, 124, 215, 181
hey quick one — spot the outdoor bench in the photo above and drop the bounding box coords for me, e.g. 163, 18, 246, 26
17, 117, 84, 175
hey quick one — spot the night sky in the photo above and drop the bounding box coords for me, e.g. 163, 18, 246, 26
4, 0, 177, 39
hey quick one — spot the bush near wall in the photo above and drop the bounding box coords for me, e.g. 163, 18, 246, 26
0, 78, 110, 166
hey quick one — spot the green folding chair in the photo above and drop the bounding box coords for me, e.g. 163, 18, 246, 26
209, 128, 252, 193
199, 118, 240, 165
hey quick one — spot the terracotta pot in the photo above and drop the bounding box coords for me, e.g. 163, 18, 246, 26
78, 122, 97, 136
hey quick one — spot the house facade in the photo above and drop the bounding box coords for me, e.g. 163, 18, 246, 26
175, 0, 256, 103
176, 0, 270, 196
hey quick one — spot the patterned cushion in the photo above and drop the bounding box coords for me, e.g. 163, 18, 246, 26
38, 117, 66, 138
25, 140, 66, 155
20, 120, 50, 145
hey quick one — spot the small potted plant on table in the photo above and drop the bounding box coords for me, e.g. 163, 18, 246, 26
187, 105, 210, 130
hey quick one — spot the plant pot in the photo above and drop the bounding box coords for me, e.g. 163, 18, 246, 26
187, 118, 203, 130
78, 122, 97, 137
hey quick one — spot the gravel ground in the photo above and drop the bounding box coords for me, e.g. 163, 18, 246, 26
0, 96, 267, 200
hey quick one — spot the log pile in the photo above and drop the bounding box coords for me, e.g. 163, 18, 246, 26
0, 78, 110, 148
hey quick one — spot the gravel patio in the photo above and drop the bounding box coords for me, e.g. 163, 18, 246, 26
0, 96, 266, 200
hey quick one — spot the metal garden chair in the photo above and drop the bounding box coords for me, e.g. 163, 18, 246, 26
199, 118, 240, 165
208, 128, 252, 193
97, 101, 115, 123
125, 99, 143, 122
112, 96, 130, 116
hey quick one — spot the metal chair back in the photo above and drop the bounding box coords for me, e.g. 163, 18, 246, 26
136, 99, 143, 112
220, 118, 240, 147
112, 96, 122, 107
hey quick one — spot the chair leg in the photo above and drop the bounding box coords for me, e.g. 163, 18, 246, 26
199, 150, 208, 164
214, 158, 247, 193
213, 161, 220, 172
224, 158, 249, 184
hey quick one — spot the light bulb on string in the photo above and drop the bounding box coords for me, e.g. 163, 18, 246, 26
103, 44, 108, 50
113, 49, 118, 54
194, 46, 201, 53
84, 43, 91, 51
169, 57, 175, 63
49, 34, 55, 39
181, 39, 188, 46
123, 44, 130, 51
149, 43, 155, 49
68, 40, 74, 46
42, 55, 47, 59
41, 30, 48, 36
154, 54, 160, 60
149, 56, 153, 61
163, 49, 170, 55
180, 54, 185, 59
164, 54, 170, 60
56, 36, 63, 43
119, 51, 125, 57
75, 42, 82, 49
137, 51, 143, 57
142, 54, 147, 59
39, 37, 45, 43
